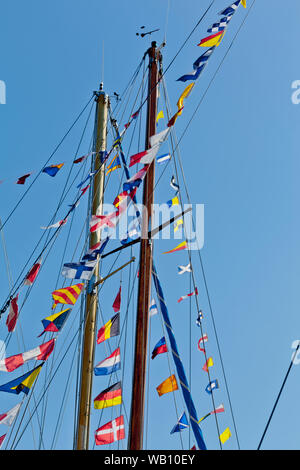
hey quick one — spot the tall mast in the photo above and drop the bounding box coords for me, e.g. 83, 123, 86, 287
128, 41, 159, 450
75, 84, 108, 450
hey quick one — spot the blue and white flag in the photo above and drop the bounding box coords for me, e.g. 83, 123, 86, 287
219, 0, 241, 15
205, 379, 219, 394
149, 299, 158, 317
82, 237, 109, 261
157, 153, 171, 164
170, 176, 179, 193
94, 348, 121, 376
177, 263, 192, 275
61, 260, 97, 280
196, 310, 203, 327
76, 172, 96, 189
170, 412, 189, 434
177, 48, 215, 83
207, 14, 233, 33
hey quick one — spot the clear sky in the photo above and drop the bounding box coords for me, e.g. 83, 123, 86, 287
0, 0, 300, 451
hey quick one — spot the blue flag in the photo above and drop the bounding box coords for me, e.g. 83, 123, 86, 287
177, 48, 215, 83
205, 379, 219, 394
170, 412, 189, 434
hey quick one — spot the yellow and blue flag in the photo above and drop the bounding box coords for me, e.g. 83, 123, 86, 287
106, 154, 121, 176
0, 364, 43, 395
42, 163, 64, 177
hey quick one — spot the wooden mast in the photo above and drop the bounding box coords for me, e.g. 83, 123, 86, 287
128, 41, 159, 450
75, 83, 108, 450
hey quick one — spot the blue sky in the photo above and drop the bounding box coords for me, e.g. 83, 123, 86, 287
0, 0, 300, 451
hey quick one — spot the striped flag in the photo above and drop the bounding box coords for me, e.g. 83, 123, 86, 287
94, 381, 122, 409
95, 415, 125, 445
0, 339, 55, 372
149, 299, 158, 317
163, 240, 187, 254
198, 31, 225, 48
211, 403, 225, 415
157, 153, 171, 164
151, 337, 167, 360
0, 403, 21, 426
6, 294, 19, 333
178, 287, 198, 303
129, 146, 159, 168
94, 348, 121, 376
202, 357, 213, 372
52, 283, 84, 309
97, 313, 120, 344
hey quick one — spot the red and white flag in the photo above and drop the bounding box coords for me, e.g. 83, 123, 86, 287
94, 415, 125, 445
0, 339, 55, 372
6, 294, 19, 333
178, 287, 198, 303
41, 218, 67, 230
90, 212, 118, 232
0, 403, 22, 426
197, 334, 208, 353
129, 146, 159, 168
0, 434, 6, 449
211, 404, 225, 415
24, 258, 41, 286
112, 287, 121, 313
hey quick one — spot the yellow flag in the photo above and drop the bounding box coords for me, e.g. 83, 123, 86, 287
156, 110, 164, 123
156, 374, 178, 397
177, 84, 194, 116
163, 240, 187, 254
174, 219, 183, 233
219, 427, 231, 444
241, 0, 246, 7
198, 31, 225, 48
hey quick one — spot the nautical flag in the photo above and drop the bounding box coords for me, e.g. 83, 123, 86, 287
0, 434, 6, 449
0, 339, 55, 372
121, 226, 140, 245
68, 201, 80, 212
106, 154, 121, 175
112, 287, 121, 313
42, 163, 64, 177
156, 374, 178, 397
97, 313, 120, 344
212, 403, 225, 415
178, 287, 198, 303
94, 348, 121, 376
82, 237, 109, 261
177, 48, 214, 82
167, 108, 183, 127
198, 31, 225, 47
198, 412, 211, 423
198, 333, 208, 352
177, 84, 194, 115
41, 218, 67, 230
94, 415, 125, 446
202, 357, 213, 372
149, 299, 158, 317
113, 136, 122, 149
174, 219, 183, 233
80, 184, 90, 195
219, 0, 244, 16
38, 308, 71, 337
196, 310, 203, 326
77, 172, 95, 189
73, 154, 88, 164
52, 283, 84, 309
170, 412, 189, 434
129, 146, 159, 168
163, 240, 187, 254
157, 153, 171, 164
61, 260, 97, 280
166, 196, 179, 208
89, 211, 118, 232
16, 173, 31, 185
94, 381, 122, 409
6, 294, 19, 333
24, 259, 41, 286
151, 337, 167, 360
205, 379, 219, 394
0, 364, 43, 395
219, 427, 231, 444
0, 403, 21, 426
123, 165, 149, 192
149, 127, 170, 147
113, 191, 128, 208
170, 175, 179, 192
177, 263, 192, 275
156, 110, 164, 123
207, 15, 233, 33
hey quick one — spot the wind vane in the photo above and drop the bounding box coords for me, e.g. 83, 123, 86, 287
136, 26, 160, 38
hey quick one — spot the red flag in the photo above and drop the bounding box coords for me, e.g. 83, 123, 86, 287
24, 259, 41, 286
81, 184, 90, 195
112, 287, 121, 313
16, 173, 31, 185
94, 415, 125, 445
73, 155, 88, 164
0, 433, 6, 448
6, 294, 19, 332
